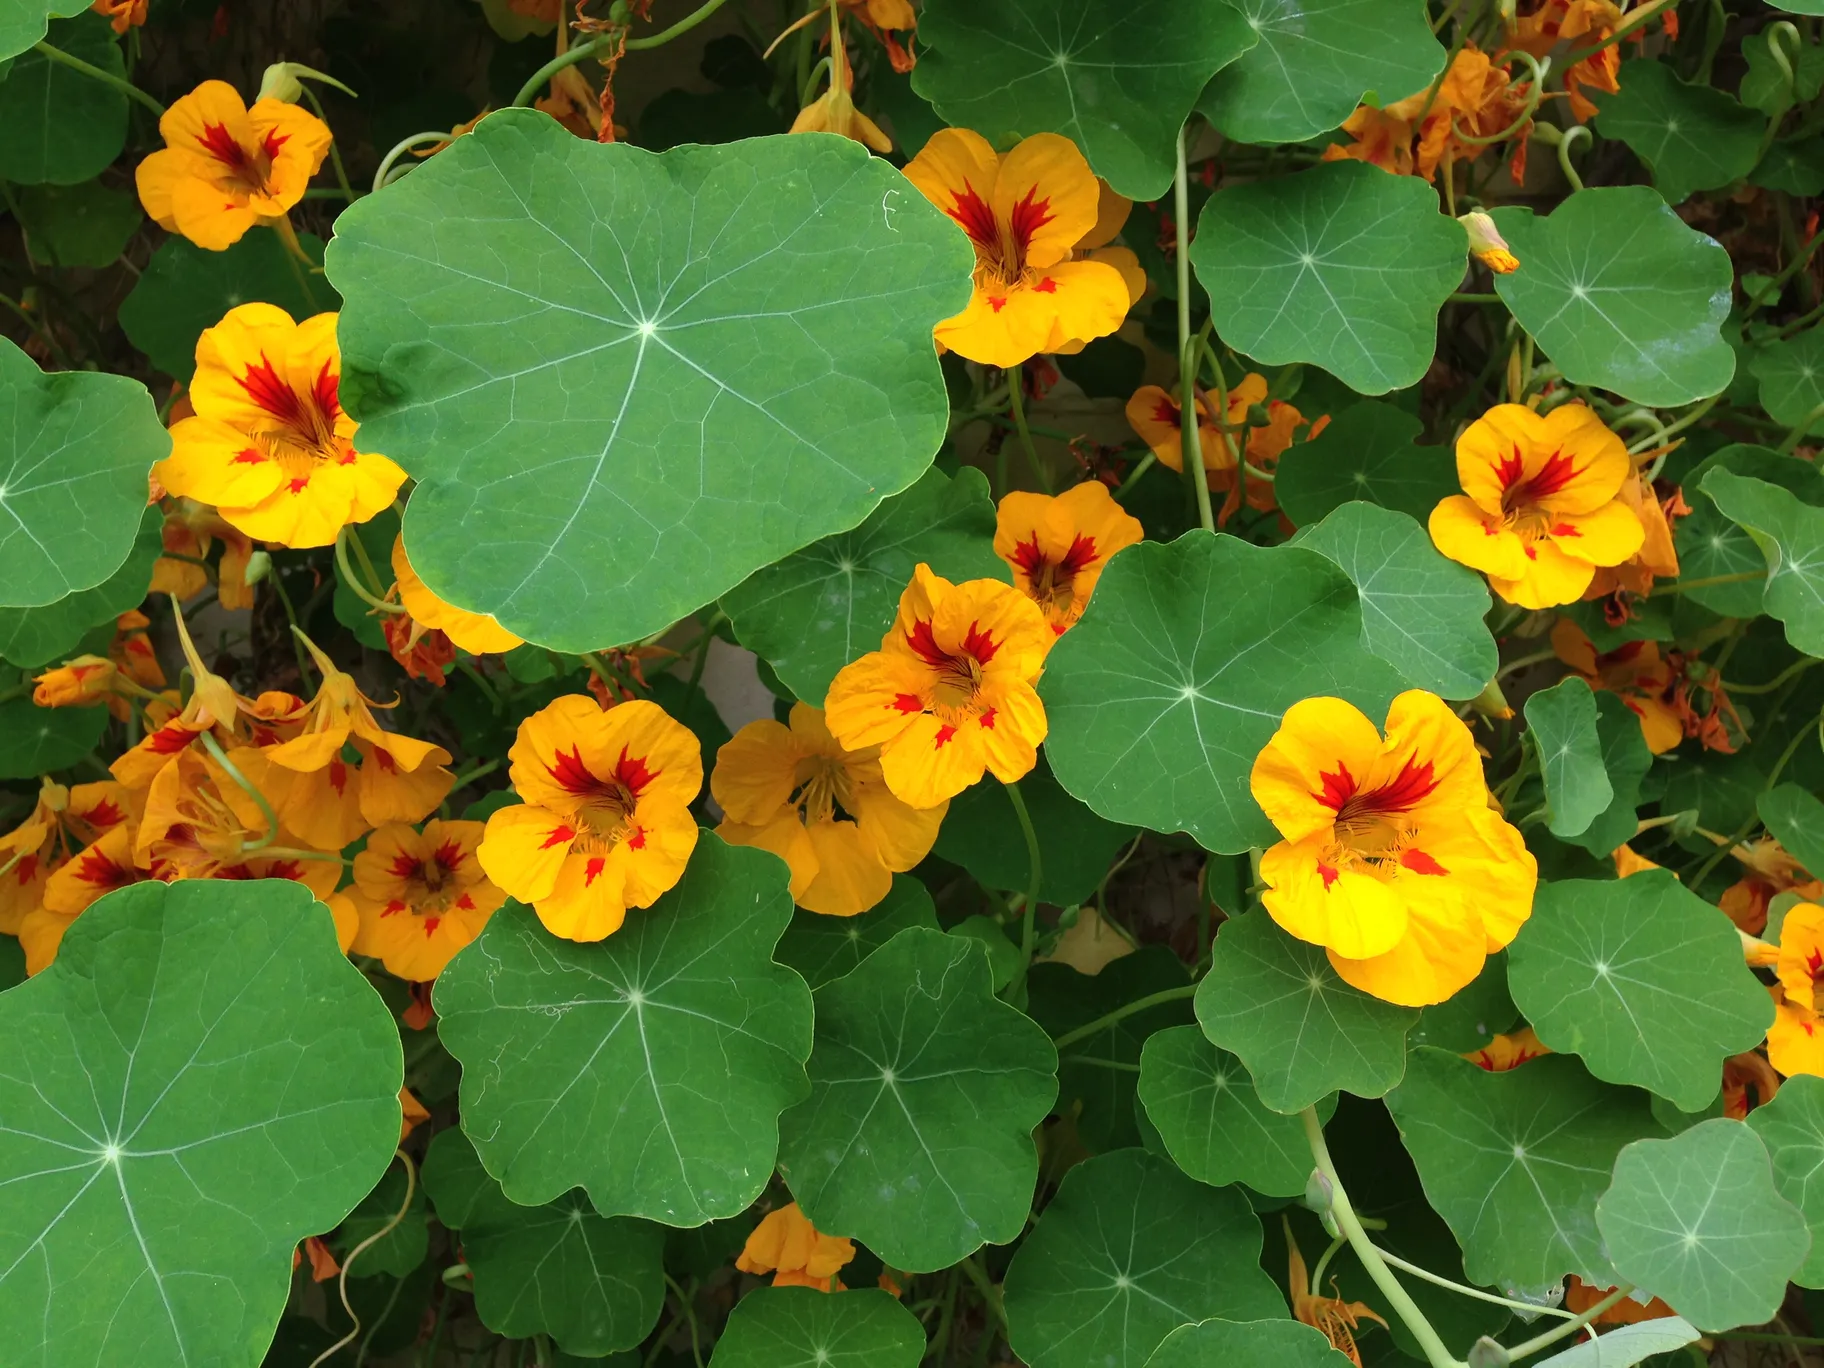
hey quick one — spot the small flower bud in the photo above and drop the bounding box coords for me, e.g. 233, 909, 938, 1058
1303, 1168, 1334, 1215
1467, 1336, 1512, 1368
257, 62, 358, 105
1459, 210, 1519, 275
244, 550, 273, 585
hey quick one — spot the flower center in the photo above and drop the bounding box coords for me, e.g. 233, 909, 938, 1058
1009, 533, 1098, 616
198, 122, 290, 197
235, 354, 347, 472
792, 755, 853, 826
945, 182, 1057, 289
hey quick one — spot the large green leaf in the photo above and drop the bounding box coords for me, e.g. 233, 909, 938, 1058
1041, 531, 1403, 853
1565, 691, 1653, 857
0, 698, 109, 779
1491, 189, 1735, 407
1145, 1319, 1351, 1368
1296, 501, 1494, 700
1385, 1048, 1661, 1292
1675, 445, 1822, 617
421, 1128, 665, 1354
1746, 1074, 1824, 1287
911, 0, 1257, 198
0, 16, 126, 186
1523, 677, 1612, 841
1003, 1148, 1282, 1368
0, 879, 401, 1366
1196, 0, 1444, 145
1195, 910, 1417, 1113
17, 181, 142, 269
1597, 1119, 1809, 1331
772, 874, 938, 990
0, 338, 169, 608
1529, 1318, 1702, 1368
1750, 325, 1824, 436
0, 507, 160, 669
1506, 873, 1774, 1110
1191, 163, 1464, 395
1137, 1024, 1334, 1197
776, 927, 1057, 1271
1701, 468, 1824, 657
434, 835, 814, 1225
333, 1163, 427, 1278
709, 1287, 925, 1368
1760, 784, 1824, 885
722, 467, 1005, 704
0, 0, 86, 61
1274, 400, 1458, 528
1594, 61, 1766, 205
328, 110, 972, 652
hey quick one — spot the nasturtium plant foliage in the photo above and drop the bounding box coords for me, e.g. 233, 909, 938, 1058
13, 0, 1824, 1364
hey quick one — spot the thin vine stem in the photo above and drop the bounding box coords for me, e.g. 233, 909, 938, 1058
1174, 123, 1216, 534
33, 41, 165, 116
1004, 779, 1043, 1000
1005, 364, 1051, 493
1049, 984, 1198, 1051
307, 1150, 417, 1368
200, 731, 281, 854
1372, 1248, 1577, 1321
1497, 1284, 1634, 1361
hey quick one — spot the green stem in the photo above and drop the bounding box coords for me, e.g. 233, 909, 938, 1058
1373, 1249, 1577, 1320
456, 659, 503, 713
336, 529, 408, 614
957, 1256, 1008, 1335
662, 1274, 705, 1368
515, 32, 613, 106
1649, 569, 1764, 597
200, 730, 281, 853
1779, 400, 1824, 453
1175, 124, 1215, 535
1498, 1285, 1634, 1361
33, 41, 165, 116
1050, 984, 1198, 1051
451, 758, 501, 789
1726, 657, 1821, 694
268, 572, 317, 689
1301, 1108, 1465, 1368
1112, 451, 1157, 501
297, 85, 357, 203
372, 131, 451, 192
1004, 779, 1043, 1000
687, 612, 722, 697
1448, 292, 1504, 303
625, 0, 736, 49
1745, 222, 1824, 319
1560, 0, 1674, 65
1005, 364, 1051, 493
1629, 391, 1721, 454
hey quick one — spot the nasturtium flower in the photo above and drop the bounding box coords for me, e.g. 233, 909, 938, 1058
478, 695, 702, 942
713, 704, 944, 917
1458, 210, 1519, 275
392, 536, 523, 656
1564, 1278, 1676, 1326
157, 303, 406, 548
736, 1203, 855, 1293
1550, 620, 1682, 754
1287, 1220, 1386, 1365
994, 482, 1143, 634
902, 130, 1131, 368
843, 0, 916, 71
152, 499, 257, 611
27, 824, 146, 974
1466, 1025, 1548, 1071
1769, 982, 1824, 1079
1509, 0, 1672, 121
0, 780, 127, 935
350, 820, 505, 981
1722, 1050, 1780, 1119
1126, 373, 1323, 523
1326, 47, 1533, 186
791, 11, 890, 152
1427, 403, 1644, 610
1776, 903, 1824, 1011
1583, 461, 1687, 607
31, 655, 118, 708
1721, 837, 1820, 936
135, 80, 332, 250
1249, 691, 1537, 1007
824, 564, 1053, 809
91, 0, 148, 33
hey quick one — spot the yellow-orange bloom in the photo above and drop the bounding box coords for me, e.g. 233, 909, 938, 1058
736, 1203, 854, 1292
1721, 838, 1820, 936
1459, 211, 1520, 274
1287, 1220, 1387, 1364
157, 304, 405, 548
350, 820, 505, 980
1125, 374, 1323, 523
152, 498, 257, 611
791, 15, 891, 152
392, 537, 523, 656
1549, 620, 1682, 754
1722, 1051, 1781, 1119
1428, 403, 1644, 609
714, 704, 944, 917
1564, 1278, 1676, 1326
1583, 462, 1686, 604
994, 483, 1143, 635
1325, 47, 1533, 184
26, 824, 146, 974
902, 130, 1131, 368
0, 780, 129, 935
135, 80, 332, 250
32, 656, 118, 708
91, 0, 148, 33
824, 564, 1052, 809
1250, 691, 1537, 1007
1466, 1025, 1549, 1071
478, 696, 701, 942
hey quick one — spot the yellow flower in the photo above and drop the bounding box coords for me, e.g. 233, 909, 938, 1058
994, 482, 1143, 635
157, 303, 405, 548
478, 696, 702, 942
824, 564, 1053, 809
791, 13, 891, 152
31, 655, 118, 708
714, 704, 944, 917
1549, 619, 1683, 755
26, 824, 146, 974
392, 536, 523, 656
902, 130, 1132, 368
350, 820, 505, 981
135, 80, 332, 250
1428, 403, 1644, 609
1465, 1026, 1549, 1071
1249, 691, 1537, 1007
736, 1203, 854, 1292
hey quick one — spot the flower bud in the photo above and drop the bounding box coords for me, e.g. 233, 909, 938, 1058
32, 656, 118, 708
1467, 1336, 1511, 1368
257, 62, 358, 105
244, 550, 273, 585
1459, 210, 1520, 275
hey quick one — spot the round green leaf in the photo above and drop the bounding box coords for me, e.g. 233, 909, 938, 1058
911, 0, 1258, 198
1194, 911, 1417, 1113
776, 926, 1058, 1271
1410, 952, 1518, 1054
1754, 135, 1824, 193
328, 110, 973, 652
0, 878, 402, 1366
1274, 400, 1458, 528
1196, 0, 1444, 145
1759, 784, 1824, 887
1041, 531, 1404, 854
1003, 1148, 1282, 1368
1528, 1317, 1702, 1368
0, 697, 108, 778
1145, 1318, 1351, 1368
1746, 1074, 1824, 1287
421, 1128, 665, 1354
1701, 468, 1824, 657
721, 467, 1005, 705
1191, 163, 1465, 396
773, 874, 938, 991
1137, 1024, 1335, 1197
1593, 61, 1766, 205
1295, 501, 1494, 700
1522, 677, 1612, 841
1675, 445, 1822, 617
1741, 29, 1824, 114
0, 0, 86, 60
1751, 325, 1824, 435
0, 15, 126, 186
1597, 1119, 1810, 1331
1507, 872, 1774, 1111
434, 834, 814, 1225
1491, 189, 1735, 407
17, 180, 142, 269
0, 338, 170, 608
119, 230, 336, 384
1565, 691, 1653, 858
709, 1287, 925, 1368
1385, 1047, 1662, 1293
0, 506, 160, 669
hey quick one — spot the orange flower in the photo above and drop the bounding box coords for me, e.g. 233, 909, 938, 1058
1428, 403, 1644, 610
1721, 1051, 1780, 1119
1126, 374, 1322, 523
157, 304, 406, 549
392, 537, 522, 656
1326, 46, 1533, 183
1721, 839, 1820, 936
1549, 620, 1682, 754
110, 611, 166, 696
736, 1203, 855, 1292
91, 0, 147, 33
824, 564, 1053, 809
152, 498, 257, 610
1769, 982, 1824, 1078
902, 130, 1132, 367
1508, 0, 1671, 120
399, 1086, 431, 1140
1287, 1220, 1387, 1365
31, 656, 118, 708
1564, 1278, 1676, 1325
1466, 1026, 1549, 1070
350, 820, 505, 980
0, 780, 129, 935
478, 696, 702, 942
135, 80, 332, 250
994, 482, 1143, 634
1613, 844, 1662, 878
382, 613, 458, 687
1460, 211, 1520, 275
1583, 463, 1687, 609
843, 0, 916, 71
791, 13, 890, 152
25, 825, 146, 974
